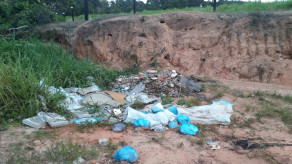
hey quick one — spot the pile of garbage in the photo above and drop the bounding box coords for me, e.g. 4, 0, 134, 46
22, 70, 233, 130
113, 70, 202, 97
20, 71, 234, 163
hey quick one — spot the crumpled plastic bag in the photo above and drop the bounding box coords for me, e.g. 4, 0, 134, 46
179, 124, 199, 135
168, 105, 178, 115
123, 107, 175, 127
176, 100, 233, 124
177, 114, 190, 124
114, 146, 139, 162
168, 121, 178, 129
133, 118, 150, 127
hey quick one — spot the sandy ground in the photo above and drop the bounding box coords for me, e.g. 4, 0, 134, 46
1, 80, 292, 164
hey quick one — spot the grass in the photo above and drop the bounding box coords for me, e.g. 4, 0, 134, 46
256, 102, 292, 132
0, 38, 139, 126
206, 83, 229, 100
64, 1, 292, 22
130, 100, 147, 109
161, 96, 173, 105
177, 97, 201, 107
7, 140, 99, 163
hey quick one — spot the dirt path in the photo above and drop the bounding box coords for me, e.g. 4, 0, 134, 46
220, 79, 292, 96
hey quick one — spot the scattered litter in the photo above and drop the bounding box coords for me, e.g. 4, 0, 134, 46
22, 116, 47, 129
71, 110, 92, 119
179, 76, 202, 92
39, 112, 69, 128
177, 114, 190, 124
130, 82, 145, 94
99, 138, 109, 146
206, 141, 221, 150
113, 70, 203, 97
82, 92, 121, 107
123, 107, 175, 127
150, 124, 168, 132
168, 121, 178, 129
179, 124, 199, 135
77, 84, 101, 95
103, 91, 126, 104
72, 157, 85, 164
150, 103, 164, 113
259, 97, 271, 103
73, 118, 104, 125
168, 105, 178, 115
125, 93, 158, 104
213, 99, 234, 107
113, 108, 123, 117
114, 146, 139, 162
176, 99, 233, 124
133, 118, 150, 127
140, 110, 148, 114
112, 123, 125, 132
146, 70, 158, 74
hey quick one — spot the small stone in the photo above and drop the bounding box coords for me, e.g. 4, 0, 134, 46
248, 152, 254, 158
112, 123, 125, 132
33, 140, 41, 146
99, 138, 109, 146
169, 83, 174, 88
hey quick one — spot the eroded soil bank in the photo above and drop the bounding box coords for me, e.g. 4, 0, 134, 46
38, 11, 292, 86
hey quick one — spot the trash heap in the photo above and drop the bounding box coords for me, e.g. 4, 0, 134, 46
113, 70, 202, 97
21, 72, 234, 163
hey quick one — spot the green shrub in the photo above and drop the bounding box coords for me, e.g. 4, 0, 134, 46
0, 38, 137, 124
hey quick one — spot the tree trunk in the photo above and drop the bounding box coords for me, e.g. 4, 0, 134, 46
133, 0, 136, 14
213, 0, 217, 12
84, 0, 89, 21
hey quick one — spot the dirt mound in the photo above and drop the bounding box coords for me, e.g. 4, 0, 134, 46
38, 11, 292, 86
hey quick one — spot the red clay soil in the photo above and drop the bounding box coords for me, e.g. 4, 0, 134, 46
38, 11, 292, 86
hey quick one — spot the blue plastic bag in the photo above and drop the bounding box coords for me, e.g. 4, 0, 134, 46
177, 114, 190, 124
133, 118, 150, 127
114, 146, 139, 162
73, 118, 104, 125
151, 105, 164, 113
179, 124, 199, 135
213, 99, 234, 107
139, 110, 148, 114
168, 105, 178, 115
168, 121, 178, 129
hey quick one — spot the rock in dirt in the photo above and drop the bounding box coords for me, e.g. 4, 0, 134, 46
112, 123, 125, 132
99, 138, 109, 146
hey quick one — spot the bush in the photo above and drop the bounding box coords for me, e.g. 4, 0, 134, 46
0, 38, 138, 125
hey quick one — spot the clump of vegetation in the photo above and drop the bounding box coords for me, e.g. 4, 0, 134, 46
161, 96, 173, 105
206, 83, 229, 99
177, 98, 201, 107
131, 100, 146, 109
0, 38, 139, 127
256, 102, 292, 132
7, 140, 99, 163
